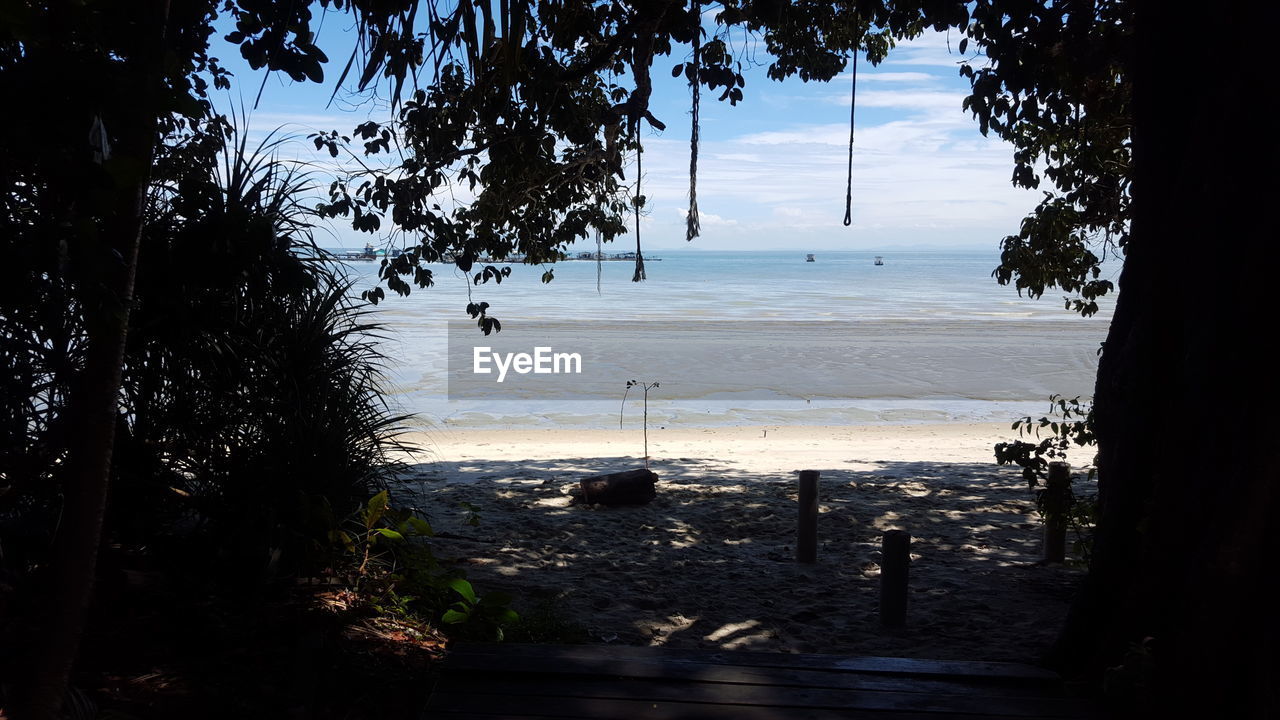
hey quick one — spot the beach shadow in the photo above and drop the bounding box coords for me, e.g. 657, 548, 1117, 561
393, 455, 1083, 663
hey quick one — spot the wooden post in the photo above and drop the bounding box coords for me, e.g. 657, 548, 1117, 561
797, 470, 819, 563
1043, 462, 1070, 563
880, 530, 910, 627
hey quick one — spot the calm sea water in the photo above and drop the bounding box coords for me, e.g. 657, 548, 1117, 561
339, 250, 1117, 429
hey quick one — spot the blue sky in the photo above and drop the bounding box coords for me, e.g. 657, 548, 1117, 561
213, 14, 1036, 253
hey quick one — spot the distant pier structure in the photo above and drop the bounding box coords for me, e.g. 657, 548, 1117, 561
328, 244, 403, 262
570, 251, 660, 261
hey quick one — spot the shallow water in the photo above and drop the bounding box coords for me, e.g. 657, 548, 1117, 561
338, 249, 1116, 429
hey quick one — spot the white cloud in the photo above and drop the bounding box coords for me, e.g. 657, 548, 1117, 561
603, 28, 1038, 251
711, 152, 766, 163
241, 111, 361, 131
850, 90, 967, 112
628, 95, 1033, 250
676, 207, 739, 227
835, 71, 938, 84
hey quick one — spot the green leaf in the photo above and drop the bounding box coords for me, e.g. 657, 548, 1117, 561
329, 529, 355, 550
447, 577, 479, 605
442, 608, 470, 624
364, 490, 390, 528
373, 527, 404, 542
400, 515, 435, 537
303, 57, 324, 84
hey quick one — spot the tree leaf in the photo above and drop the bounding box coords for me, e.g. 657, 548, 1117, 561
364, 490, 389, 528
447, 577, 478, 605
373, 527, 404, 541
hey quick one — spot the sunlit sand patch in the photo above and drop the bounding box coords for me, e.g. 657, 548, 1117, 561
704, 619, 761, 642
642, 613, 698, 645
872, 510, 904, 529
703, 619, 775, 650
895, 481, 933, 496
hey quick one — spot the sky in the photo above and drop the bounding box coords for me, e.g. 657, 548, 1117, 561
211, 12, 1037, 253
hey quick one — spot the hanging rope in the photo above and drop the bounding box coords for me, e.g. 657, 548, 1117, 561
632, 140, 646, 281
595, 227, 602, 294
843, 52, 859, 227
686, 0, 701, 242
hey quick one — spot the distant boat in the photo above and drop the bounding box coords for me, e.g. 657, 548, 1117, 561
806, 254, 815, 262
874, 256, 884, 266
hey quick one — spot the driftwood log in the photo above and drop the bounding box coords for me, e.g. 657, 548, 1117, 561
576, 469, 658, 506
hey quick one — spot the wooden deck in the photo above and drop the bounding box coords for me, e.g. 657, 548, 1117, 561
425, 643, 1098, 719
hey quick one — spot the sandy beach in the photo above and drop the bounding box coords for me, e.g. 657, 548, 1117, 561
394, 423, 1084, 663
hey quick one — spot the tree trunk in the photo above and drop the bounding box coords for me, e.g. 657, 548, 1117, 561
20, 5, 168, 717
1055, 2, 1279, 715
578, 469, 658, 506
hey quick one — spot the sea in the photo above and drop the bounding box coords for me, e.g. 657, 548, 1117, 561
337, 249, 1117, 430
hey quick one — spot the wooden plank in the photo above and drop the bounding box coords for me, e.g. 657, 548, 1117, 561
445, 644, 1062, 682
425, 690, 1084, 720
425, 706, 1083, 720
426, 713, 581, 720
426, 645, 1098, 719
437, 675, 1097, 718
425, 712, 582, 720
439, 651, 1060, 699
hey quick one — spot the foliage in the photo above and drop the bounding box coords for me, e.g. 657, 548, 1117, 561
331, 490, 435, 583
961, 0, 1131, 316
994, 394, 1099, 560
458, 501, 482, 528
504, 598, 591, 644
288, 1, 938, 324
333, 491, 520, 641
104, 0, 1132, 337
0, 108, 415, 585
112, 117, 419, 580
224, 1, 1131, 326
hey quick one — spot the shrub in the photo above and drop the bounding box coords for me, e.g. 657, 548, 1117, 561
994, 394, 1099, 561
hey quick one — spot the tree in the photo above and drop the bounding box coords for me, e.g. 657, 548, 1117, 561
1, 3, 217, 715
302, 0, 929, 319
958, 3, 1276, 714
0, 3, 394, 715
1055, 2, 1278, 714
962, 0, 1130, 318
